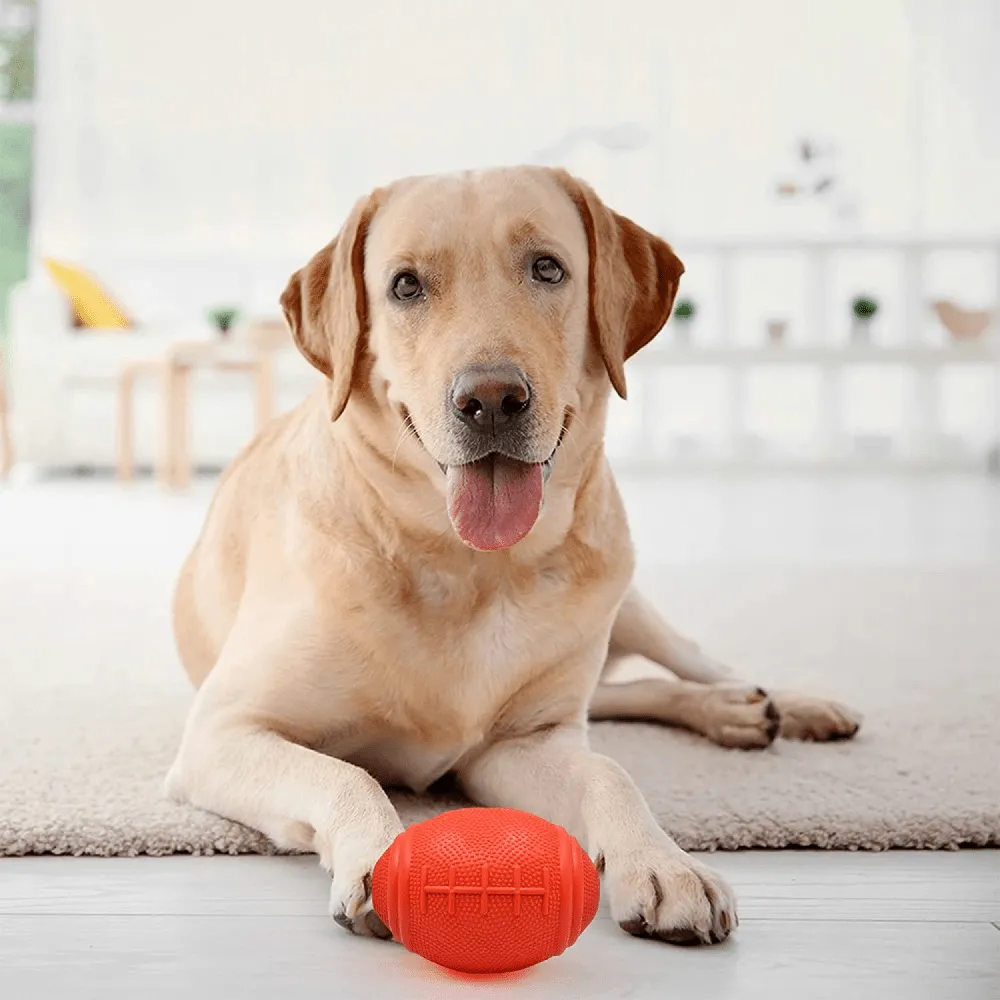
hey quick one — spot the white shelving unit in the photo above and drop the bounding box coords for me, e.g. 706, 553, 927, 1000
640, 343, 994, 367
620, 237, 1000, 474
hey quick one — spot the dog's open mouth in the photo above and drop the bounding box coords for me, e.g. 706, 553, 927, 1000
445, 419, 569, 551
444, 456, 541, 551
400, 408, 569, 551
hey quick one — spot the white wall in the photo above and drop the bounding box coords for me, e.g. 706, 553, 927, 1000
32, 0, 664, 262
32, 0, 1000, 264
24, 0, 1000, 456
908, 0, 1000, 233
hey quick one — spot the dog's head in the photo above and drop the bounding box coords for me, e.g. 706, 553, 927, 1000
281, 167, 682, 551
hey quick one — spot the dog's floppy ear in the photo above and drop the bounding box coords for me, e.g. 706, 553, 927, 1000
553, 170, 684, 399
280, 193, 379, 420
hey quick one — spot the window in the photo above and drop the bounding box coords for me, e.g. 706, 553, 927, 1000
0, 0, 34, 339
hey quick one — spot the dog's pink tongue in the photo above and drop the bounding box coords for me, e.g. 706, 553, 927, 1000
446, 456, 544, 551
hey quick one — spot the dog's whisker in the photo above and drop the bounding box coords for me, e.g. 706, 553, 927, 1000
559, 419, 583, 462
390, 419, 420, 475
389, 427, 407, 475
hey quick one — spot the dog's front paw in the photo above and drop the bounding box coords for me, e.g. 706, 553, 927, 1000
325, 824, 401, 940
329, 868, 393, 939
330, 862, 392, 940
771, 692, 861, 742
604, 842, 737, 946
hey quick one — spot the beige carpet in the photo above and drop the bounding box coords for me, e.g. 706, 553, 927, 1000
1, 566, 998, 856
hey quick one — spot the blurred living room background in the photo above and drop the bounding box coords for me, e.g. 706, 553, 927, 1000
0, 0, 998, 565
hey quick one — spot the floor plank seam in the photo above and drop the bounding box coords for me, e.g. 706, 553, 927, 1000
1, 913, 992, 927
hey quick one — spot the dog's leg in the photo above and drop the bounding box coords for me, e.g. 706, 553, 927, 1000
165, 622, 403, 938
608, 586, 734, 684
598, 586, 861, 743
590, 677, 780, 749
460, 723, 737, 945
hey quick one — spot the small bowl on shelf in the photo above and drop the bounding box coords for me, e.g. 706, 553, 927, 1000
931, 301, 993, 343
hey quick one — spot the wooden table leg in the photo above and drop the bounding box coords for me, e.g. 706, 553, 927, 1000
153, 361, 171, 486
163, 362, 178, 488
166, 364, 192, 490
116, 365, 136, 482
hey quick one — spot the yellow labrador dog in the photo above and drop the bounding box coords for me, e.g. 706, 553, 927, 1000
167, 167, 859, 946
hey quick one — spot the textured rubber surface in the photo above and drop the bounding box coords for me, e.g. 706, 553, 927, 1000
371, 807, 600, 973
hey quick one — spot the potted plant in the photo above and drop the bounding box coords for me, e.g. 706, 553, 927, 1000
672, 299, 697, 343
851, 295, 878, 343
207, 305, 240, 338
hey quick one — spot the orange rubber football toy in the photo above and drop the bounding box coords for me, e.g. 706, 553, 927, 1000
371, 807, 600, 974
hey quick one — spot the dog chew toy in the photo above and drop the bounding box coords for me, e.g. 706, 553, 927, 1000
371, 807, 600, 974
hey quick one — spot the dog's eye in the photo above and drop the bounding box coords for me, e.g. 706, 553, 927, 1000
392, 272, 423, 301
532, 256, 564, 284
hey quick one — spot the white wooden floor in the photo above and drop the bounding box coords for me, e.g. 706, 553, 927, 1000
1, 853, 997, 999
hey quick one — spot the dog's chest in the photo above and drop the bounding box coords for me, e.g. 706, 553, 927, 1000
420, 561, 594, 684
341, 571, 596, 792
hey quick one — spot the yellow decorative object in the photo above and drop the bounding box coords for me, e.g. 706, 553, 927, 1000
43, 259, 132, 330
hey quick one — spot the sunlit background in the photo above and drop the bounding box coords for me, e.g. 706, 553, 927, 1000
0, 0, 998, 562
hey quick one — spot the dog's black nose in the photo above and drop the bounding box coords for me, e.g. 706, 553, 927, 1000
451, 364, 531, 434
